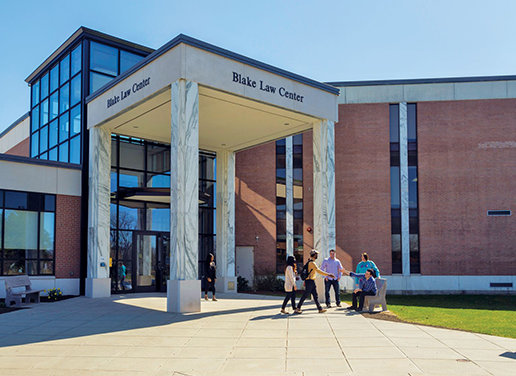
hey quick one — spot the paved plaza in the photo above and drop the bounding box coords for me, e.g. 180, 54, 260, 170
0, 293, 515, 375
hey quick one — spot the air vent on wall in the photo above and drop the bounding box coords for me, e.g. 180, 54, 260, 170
487, 210, 511, 216
490, 282, 513, 288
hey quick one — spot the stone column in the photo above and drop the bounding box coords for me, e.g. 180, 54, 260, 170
285, 136, 294, 257
399, 103, 411, 276
215, 149, 237, 293
86, 126, 112, 298
313, 120, 336, 298
168, 79, 201, 313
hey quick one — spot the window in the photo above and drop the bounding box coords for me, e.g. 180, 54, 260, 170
121, 50, 144, 73
90, 42, 118, 76
0, 190, 56, 276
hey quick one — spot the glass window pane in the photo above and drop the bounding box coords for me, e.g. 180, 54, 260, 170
111, 170, 118, 193
59, 141, 69, 163
60, 54, 70, 85
390, 166, 400, 209
0, 208, 2, 244
147, 173, 170, 189
50, 92, 59, 120
44, 195, 55, 211
90, 42, 118, 76
59, 113, 69, 142
408, 166, 418, 209
408, 103, 417, 142
40, 212, 55, 254
90, 71, 114, 94
118, 231, 133, 259
50, 65, 59, 93
70, 105, 81, 136
389, 104, 399, 143
120, 50, 144, 73
5, 192, 28, 210
4, 210, 38, 250
49, 119, 58, 148
71, 44, 82, 76
293, 134, 303, 145
119, 201, 144, 230
147, 204, 170, 232
40, 261, 54, 275
31, 106, 39, 132
31, 132, 39, 157
71, 74, 81, 106
119, 169, 144, 188
120, 140, 144, 170
148, 145, 170, 173
60, 83, 69, 114
70, 135, 81, 164
41, 73, 49, 99
49, 147, 58, 161
41, 99, 49, 125
32, 80, 39, 105
39, 125, 48, 153
40, 152, 48, 160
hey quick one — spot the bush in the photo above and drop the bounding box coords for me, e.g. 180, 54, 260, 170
45, 288, 63, 301
253, 268, 284, 292
237, 276, 251, 292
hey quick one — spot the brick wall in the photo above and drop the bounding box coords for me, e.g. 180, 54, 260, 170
335, 103, 392, 274
55, 194, 81, 279
235, 142, 277, 273
5, 138, 30, 157
418, 99, 516, 275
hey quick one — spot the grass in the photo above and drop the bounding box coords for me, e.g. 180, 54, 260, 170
340, 293, 516, 339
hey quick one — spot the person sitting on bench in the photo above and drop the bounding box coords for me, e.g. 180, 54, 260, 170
342, 268, 377, 312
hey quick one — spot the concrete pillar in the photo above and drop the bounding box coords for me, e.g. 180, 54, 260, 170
312, 120, 336, 298
285, 136, 294, 258
215, 149, 237, 293
86, 126, 112, 298
168, 79, 201, 313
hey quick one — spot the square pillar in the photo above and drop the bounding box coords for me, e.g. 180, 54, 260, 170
399, 103, 411, 277
215, 149, 237, 293
313, 120, 336, 297
285, 136, 294, 258
86, 126, 112, 298
168, 79, 201, 313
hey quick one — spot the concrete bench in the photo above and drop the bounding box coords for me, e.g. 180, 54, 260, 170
4, 275, 44, 307
364, 278, 387, 312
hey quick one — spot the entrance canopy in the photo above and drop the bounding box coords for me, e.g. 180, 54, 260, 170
85, 34, 339, 313
86, 34, 339, 151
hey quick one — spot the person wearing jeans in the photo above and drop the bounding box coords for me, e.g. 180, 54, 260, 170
281, 255, 297, 314
320, 249, 343, 308
343, 268, 377, 312
295, 249, 335, 314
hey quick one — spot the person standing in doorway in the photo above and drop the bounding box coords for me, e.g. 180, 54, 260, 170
118, 262, 127, 291
281, 255, 297, 314
204, 253, 217, 301
295, 250, 335, 314
321, 249, 343, 308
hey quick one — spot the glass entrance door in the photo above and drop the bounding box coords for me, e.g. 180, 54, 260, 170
132, 232, 170, 293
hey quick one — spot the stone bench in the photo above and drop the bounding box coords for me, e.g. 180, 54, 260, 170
364, 277, 388, 312
4, 275, 44, 307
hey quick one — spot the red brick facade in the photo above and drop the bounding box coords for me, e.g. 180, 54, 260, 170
5, 137, 30, 157
235, 142, 277, 273
55, 194, 81, 279
418, 99, 516, 275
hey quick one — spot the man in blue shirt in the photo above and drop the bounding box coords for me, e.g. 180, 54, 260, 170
343, 268, 377, 312
320, 249, 343, 308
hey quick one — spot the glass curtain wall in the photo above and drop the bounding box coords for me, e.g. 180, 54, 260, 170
0, 190, 56, 275
110, 135, 216, 291
31, 43, 82, 163
276, 135, 304, 274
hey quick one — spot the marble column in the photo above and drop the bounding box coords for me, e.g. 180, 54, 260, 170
285, 136, 294, 257
215, 149, 237, 293
399, 103, 411, 277
168, 79, 201, 313
86, 126, 112, 298
313, 120, 336, 297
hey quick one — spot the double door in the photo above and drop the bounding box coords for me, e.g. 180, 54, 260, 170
128, 232, 170, 293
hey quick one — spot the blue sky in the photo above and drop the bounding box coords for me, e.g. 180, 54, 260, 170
2, 0, 516, 133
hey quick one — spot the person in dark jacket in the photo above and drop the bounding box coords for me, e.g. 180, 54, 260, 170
204, 253, 217, 301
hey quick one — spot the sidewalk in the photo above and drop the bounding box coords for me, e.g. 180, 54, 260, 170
0, 293, 514, 375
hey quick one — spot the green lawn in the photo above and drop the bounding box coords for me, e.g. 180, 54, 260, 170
340, 293, 516, 339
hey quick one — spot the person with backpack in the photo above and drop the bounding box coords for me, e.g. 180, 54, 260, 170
295, 249, 335, 314
280, 255, 297, 314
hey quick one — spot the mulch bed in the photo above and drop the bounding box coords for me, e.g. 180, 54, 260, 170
359, 310, 405, 323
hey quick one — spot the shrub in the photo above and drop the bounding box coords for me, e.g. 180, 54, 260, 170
237, 276, 251, 292
253, 268, 284, 292
45, 288, 63, 301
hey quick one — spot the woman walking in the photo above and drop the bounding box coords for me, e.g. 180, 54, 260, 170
204, 253, 217, 301
281, 256, 297, 314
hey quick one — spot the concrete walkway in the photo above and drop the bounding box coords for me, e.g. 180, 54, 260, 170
0, 293, 515, 376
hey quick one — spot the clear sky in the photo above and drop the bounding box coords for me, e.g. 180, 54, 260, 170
2, 0, 516, 133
